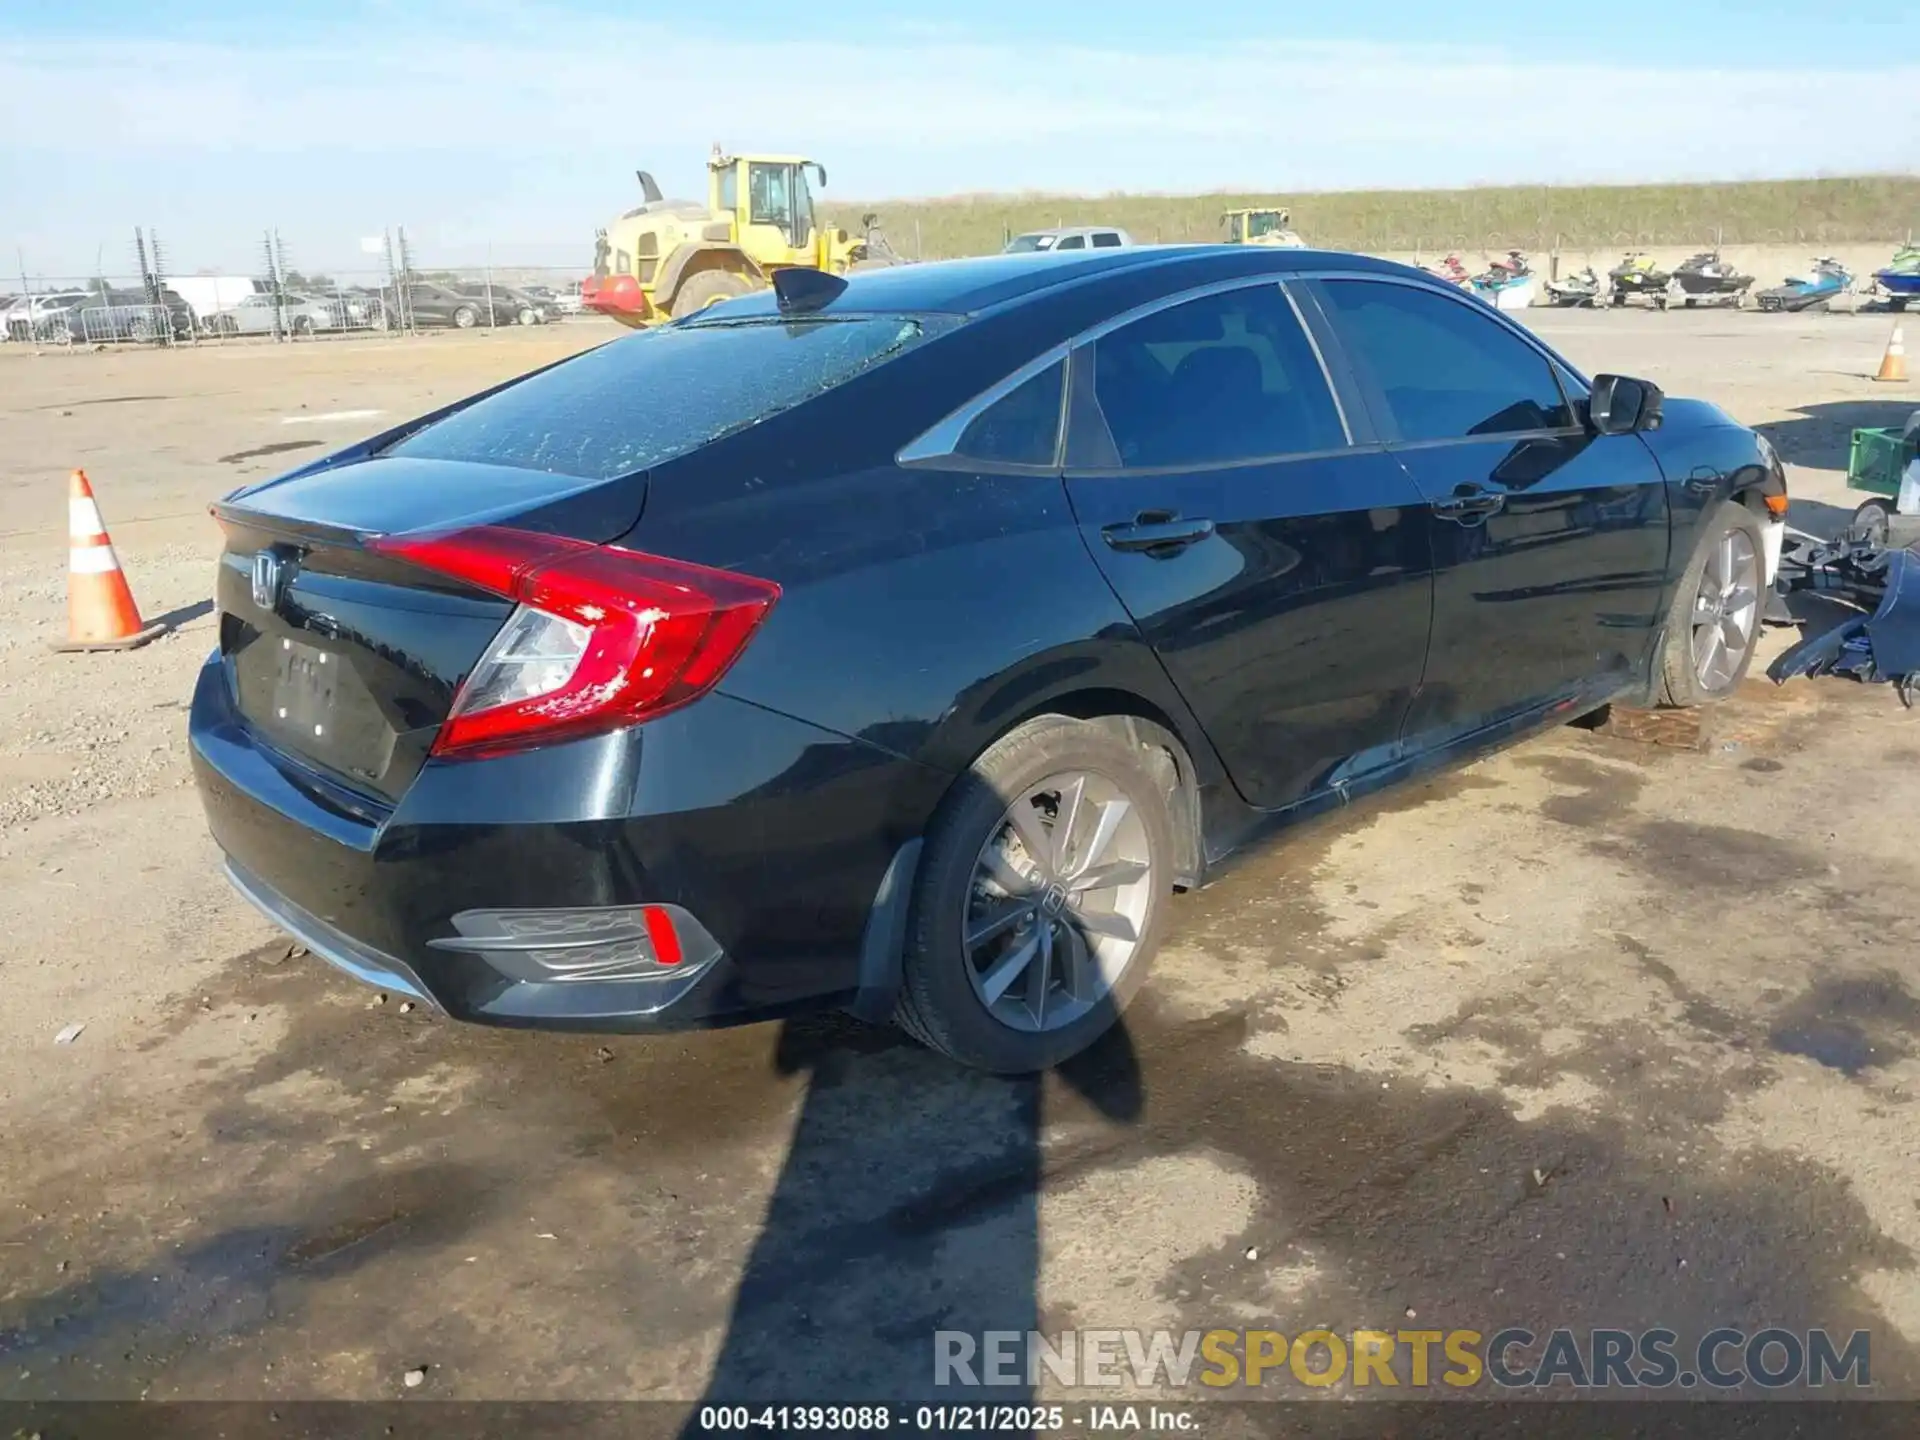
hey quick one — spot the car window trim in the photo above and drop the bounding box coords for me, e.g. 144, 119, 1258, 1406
896, 344, 1071, 472
900, 273, 1356, 474
1300, 270, 1591, 450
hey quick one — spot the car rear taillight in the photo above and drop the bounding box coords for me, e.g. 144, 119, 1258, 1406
369, 526, 779, 758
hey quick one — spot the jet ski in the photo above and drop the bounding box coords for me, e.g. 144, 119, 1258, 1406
1659, 250, 1754, 309
1423, 254, 1473, 288
1757, 256, 1852, 313
1544, 266, 1602, 307
1872, 244, 1920, 312
1608, 252, 1669, 307
1470, 250, 1537, 311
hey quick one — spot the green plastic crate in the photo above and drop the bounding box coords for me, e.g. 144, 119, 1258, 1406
1848, 426, 1912, 498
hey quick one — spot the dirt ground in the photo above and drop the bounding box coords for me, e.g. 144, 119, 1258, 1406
2, 309, 1918, 1412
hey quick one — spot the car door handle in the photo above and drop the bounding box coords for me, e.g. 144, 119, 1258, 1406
1431, 484, 1506, 524
1102, 513, 1216, 553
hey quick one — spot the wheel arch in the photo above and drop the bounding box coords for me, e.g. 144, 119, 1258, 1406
656, 243, 764, 312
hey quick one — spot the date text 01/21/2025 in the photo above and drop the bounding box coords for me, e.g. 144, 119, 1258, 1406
693, 1405, 1099, 1433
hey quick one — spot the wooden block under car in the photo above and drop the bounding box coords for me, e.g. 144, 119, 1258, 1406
1583, 703, 1716, 750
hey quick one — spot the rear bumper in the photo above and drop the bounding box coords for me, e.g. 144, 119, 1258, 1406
189, 649, 948, 1031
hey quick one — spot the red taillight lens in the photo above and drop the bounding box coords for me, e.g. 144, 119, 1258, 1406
370, 526, 780, 759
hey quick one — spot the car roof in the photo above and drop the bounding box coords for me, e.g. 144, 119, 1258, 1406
1016, 226, 1128, 238
703, 245, 1411, 321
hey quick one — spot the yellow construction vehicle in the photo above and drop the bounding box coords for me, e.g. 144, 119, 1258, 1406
581, 147, 901, 327
1221, 208, 1307, 248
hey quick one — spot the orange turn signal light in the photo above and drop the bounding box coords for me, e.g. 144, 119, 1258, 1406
1763, 494, 1790, 517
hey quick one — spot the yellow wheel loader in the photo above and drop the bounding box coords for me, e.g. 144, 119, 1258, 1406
1221, 208, 1307, 248
581, 147, 903, 327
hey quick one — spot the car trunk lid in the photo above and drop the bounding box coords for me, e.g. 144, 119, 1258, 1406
213, 455, 645, 802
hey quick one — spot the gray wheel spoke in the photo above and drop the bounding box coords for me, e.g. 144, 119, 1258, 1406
1069, 858, 1150, 893
1068, 903, 1138, 944
979, 932, 1041, 1005
1003, 799, 1055, 879
979, 847, 1034, 899
1057, 921, 1095, 1002
1052, 774, 1087, 876
1069, 798, 1132, 882
967, 898, 1031, 951
1695, 626, 1724, 685
1027, 922, 1054, 1028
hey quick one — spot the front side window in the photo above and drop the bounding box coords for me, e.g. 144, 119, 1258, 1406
1055, 234, 1086, 251
1315, 279, 1574, 442
749, 164, 792, 232
792, 167, 816, 243
1070, 283, 1346, 469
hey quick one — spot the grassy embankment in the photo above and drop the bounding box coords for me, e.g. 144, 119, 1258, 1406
826, 175, 1920, 260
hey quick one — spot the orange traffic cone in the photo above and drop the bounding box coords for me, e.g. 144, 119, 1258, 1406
51, 470, 169, 653
1874, 321, 1908, 383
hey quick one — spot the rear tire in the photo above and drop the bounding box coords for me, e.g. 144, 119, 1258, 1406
1657, 499, 1768, 708
894, 717, 1173, 1074
671, 270, 754, 316
452, 305, 478, 329
517, 306, 537, 326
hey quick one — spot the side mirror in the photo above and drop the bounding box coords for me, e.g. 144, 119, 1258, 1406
1589, 374, 1664, 435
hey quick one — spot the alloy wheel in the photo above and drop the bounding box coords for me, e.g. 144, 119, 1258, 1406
1692, 526, 1760, 691
962, 770, 1153, 1034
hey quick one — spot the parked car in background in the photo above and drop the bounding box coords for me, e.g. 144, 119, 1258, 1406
5, 290, 91, 342
205, 291, 338, 337
393, 282, 497, 329
190, 246, 1787, 1074
454, 283, 563, 326
1003, 226, 1133, 254
519, 284, 575, 319
549, 283, 586, 316
60, 288, 195, 343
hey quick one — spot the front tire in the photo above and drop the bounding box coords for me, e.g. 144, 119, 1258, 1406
1657, 499, 1768, 707
517, 306, 537, 326
670, 269, 754, 316
452, 305, 478, 329
894, 717, 1173, 1073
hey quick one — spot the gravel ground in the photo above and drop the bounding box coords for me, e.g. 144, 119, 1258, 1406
0, 309, 1916, 1413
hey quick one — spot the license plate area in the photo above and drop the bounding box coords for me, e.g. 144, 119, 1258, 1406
273, 637, 339, 742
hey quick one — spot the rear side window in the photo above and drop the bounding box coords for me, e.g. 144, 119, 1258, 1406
386, 317, 930, 480
1092, 232, 1123, 248
1071, 283, 1346, 469
1055, 234, 1086, 251
1316, 279, 1574, 441
953, 360, 1064, 467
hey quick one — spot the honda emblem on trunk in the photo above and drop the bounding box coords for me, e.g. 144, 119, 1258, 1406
251, 550, 287, 611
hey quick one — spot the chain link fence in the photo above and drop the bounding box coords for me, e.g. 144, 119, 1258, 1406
3, 225, 596, 348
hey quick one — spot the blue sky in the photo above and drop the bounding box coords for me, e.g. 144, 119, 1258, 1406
4, 0, 1917, 278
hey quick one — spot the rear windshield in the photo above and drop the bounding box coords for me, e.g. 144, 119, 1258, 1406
385, 316, 930, 480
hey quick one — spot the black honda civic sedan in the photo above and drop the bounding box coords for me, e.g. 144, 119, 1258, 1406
190, 245, 1787, 1073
